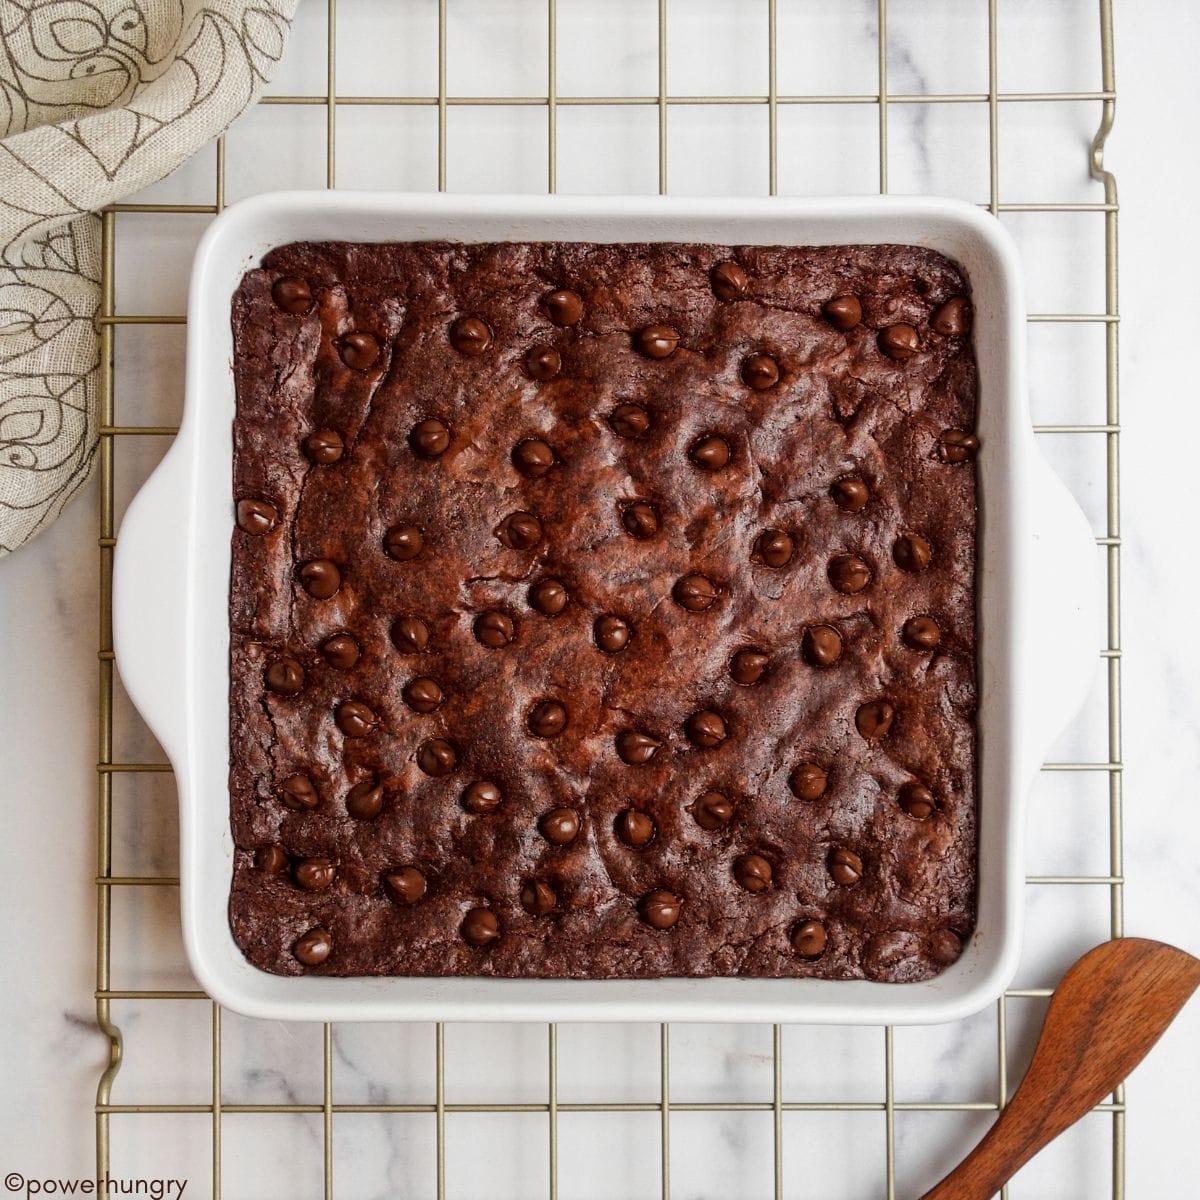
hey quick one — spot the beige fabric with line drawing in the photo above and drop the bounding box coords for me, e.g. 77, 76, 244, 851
0, 0, 296, 557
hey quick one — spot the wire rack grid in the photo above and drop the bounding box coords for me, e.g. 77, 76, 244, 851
92, 1, 1121, 1197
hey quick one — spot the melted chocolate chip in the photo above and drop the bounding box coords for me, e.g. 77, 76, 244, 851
521, 879, 557, 915
711, 260, 749, 301
902, 615, 941, 651
802, 624, 843, 667
512, 438, 556, 478
384, 524, 423, 561
855, 700, 895, 741
822, 295, 862, 331
690, 790, 734, 831
617, 730, 661, 765
265, 656, 304, 695
529, 577, 568, 615
293, 856, 335, 892
831, 476, 869, 513
673, 573, 719, 611
320, 634, 360, 670
272, 276, 313, 314
303, 428, 344, 464
791, 920, 827, 959
609, 403, 652, 438
449, 315, 493, 356
461, 780, 502, 814
384, 866, 427, 904
528, 699, 568, 738
931, 296, 971, 336
734, 853, 773, 893
878, 324, 920, 361
335, 701, 378, 738
690, 434, 732, 473
899, 782, 936, 820
540, 806, 580, 845
639, 889, 681, 930
525, 344, 562, 381
788, 762, 828, 801
543, 289, 583, 326
298, 559, 341, 599
495, 510, 542, 550
293, 927, 332, 966
594, 614, 632, 653
410, 418, 450, 459
938, 429, 980, 463
346, 779, 384, 820
461, 907, 500, 946
893, 533, 933, 572
634, 325, 680, 359
255, 845, 288, 873
619, 498, 659, 540
752, 528, 793, 568
403, 676, 444, 713
338, 331, 382, 370
391, 614, 430, 653
828, 554, 872, 594
417, 738, 457, 777
474, 610, 516, 648
616, 809, 655, 848
730, 648, 770, 685
280, 774, 319, 811
236, 498, 278, 534
741, 353, 780, 390
685, 709, 727, 749
829, 848, 864, 887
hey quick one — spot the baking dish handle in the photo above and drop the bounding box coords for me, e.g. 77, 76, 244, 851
112, 439, 191, 766
1025, 450, 1103, 763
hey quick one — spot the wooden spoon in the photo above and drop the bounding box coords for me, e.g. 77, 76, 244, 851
921, 938, 1200, 1200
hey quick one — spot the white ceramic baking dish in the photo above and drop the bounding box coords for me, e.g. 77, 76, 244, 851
114, 191, 1098, 1024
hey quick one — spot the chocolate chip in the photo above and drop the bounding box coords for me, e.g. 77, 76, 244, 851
320, 634, 359, 670
878, 324, 920, 361
929, 929, 963, 965
525, 344, 561, 381
741, 353, 780, 390
298, 559, 341, 599
403, 676, 444, 713
410, 418, 450, 459
543, 288, 583, 327
690, 790, 734, 831
391, 614, 429, 653
450, 315, 493, 356
461, 907, 500, 946
802, 624, 843, 667
621, 500, 660, 539
293, 856, 335, 892
521, 879, 556, 915
899, 782, 936, 820
594, 614, 632, 653
474, 610, 516, 648
512, 438, 556, 478
893, 533, 932, 572
616, 809, 655, 848
384, 524, 423, 561
609, 403, 652, 438
529, 577, 568, 615
293, 927, 332, 966
384, 866, 427, 905
734, 853, 772, 893
528, 699, 568, 738
823, 295, 862, 331
616, 730, 660, 765
634, 324, 680, 359
272, 276, 313, 314
303, 428, 344, 464
280, 774, 319, 811
639, 889, 681, 930
685, 709, 727, 749
255, 845, 288, 873
828, 554, 871, 594
540, 806, 580, 845
829, 848, 863, 887
752, 528, 793, 568
417, 738, 457, 776
831, 476, 869, 513
495, 510, 542, 550
938, 429, 980, 463
791, 920, 827, 959
338, 331, 382, 370
902, 615, 941, 651
689, 434, 731, 470
788, 762, 827, 801
265, 656, 304, 695
673, 573, 718, 611
335, 701, 378, 738
730, 648, 769, 685
346, 779, 384, 820
855, 700, 895, 741
931, 296, 971, 336
711, 260, 749, 301
237, 498, 278, 534
462, 780, 502, 814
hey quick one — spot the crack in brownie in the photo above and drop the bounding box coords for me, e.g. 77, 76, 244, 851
228, 239, 978, 982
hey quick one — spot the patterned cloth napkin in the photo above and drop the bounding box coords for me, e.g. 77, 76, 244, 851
0, 0, 297, 557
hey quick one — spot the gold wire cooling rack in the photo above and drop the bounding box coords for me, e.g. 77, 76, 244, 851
92, 2, 1121, 1197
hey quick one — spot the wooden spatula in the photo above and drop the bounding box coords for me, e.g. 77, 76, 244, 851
920, 938, 1200, 1200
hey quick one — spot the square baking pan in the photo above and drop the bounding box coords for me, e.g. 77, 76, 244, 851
113, 191, 1098, 1023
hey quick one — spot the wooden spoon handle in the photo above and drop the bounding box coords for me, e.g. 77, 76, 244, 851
920, 938, 1200, 1200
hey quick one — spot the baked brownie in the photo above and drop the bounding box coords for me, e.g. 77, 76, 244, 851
228, 239, 978, 983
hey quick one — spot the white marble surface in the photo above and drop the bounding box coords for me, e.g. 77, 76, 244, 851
2, 1, 1198, 1197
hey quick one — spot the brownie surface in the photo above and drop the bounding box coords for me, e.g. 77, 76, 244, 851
228, 239, 978, 982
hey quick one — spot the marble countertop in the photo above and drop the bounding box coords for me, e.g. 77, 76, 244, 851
2, 2, 1198, 1197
